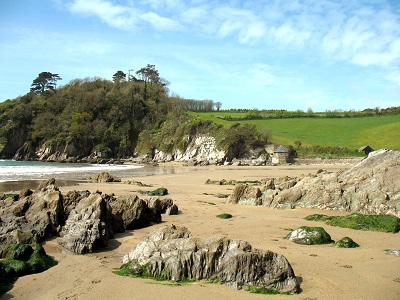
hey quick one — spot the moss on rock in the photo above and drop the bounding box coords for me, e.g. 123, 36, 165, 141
287, 226, 333, 245
335, 237, 360, 248
0, 243, 57, 296
305, 213, 400, 233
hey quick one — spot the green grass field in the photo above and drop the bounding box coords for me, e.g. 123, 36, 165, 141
190, 112, 400, 151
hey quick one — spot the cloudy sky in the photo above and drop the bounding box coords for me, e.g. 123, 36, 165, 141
1, 0, 399, 111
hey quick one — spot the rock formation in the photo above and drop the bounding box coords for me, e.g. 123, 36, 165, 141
122, 225, 299, 294
1, 178, 178, 256
109, 195, 161, 233
228, 149, 400, 217
87, 172, 121, 183
58, 192, 113, 254
0, 179, 63, 257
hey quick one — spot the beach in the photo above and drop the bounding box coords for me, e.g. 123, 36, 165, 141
2, 164, 399, 300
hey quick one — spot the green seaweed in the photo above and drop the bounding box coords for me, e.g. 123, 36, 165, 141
147, 187, 168, 196
305, 213, 400, 233
0, 243, 57, 296
247, 286, 291, 295
216, 213, 233, 219
196, 200, 216, 205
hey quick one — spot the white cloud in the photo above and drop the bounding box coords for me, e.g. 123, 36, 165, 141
67, 0, 137, 30
63, 0, 400, 68
140, 12, 178, 31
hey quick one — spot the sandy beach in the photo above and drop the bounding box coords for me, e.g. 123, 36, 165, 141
2, 164, 399, 300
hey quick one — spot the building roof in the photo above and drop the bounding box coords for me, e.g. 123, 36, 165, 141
274, 145, 289, 153
358, 145, 373, 152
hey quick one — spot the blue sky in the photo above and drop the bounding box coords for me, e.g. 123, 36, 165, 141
1, 0, 399, 111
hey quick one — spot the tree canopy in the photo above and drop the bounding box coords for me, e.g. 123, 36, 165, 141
112, 71, 126, 82
30, 72, 62, 93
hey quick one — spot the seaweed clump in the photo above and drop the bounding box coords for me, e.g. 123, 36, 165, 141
0, 243, 57, 296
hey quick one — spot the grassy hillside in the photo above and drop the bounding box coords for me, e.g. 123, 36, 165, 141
189, 112, 400, 151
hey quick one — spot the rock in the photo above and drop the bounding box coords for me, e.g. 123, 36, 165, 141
0, 243, 57, 281
227, 184, 262, 205
165, 204, 178, 215
122, 225, 299, 294
0, 178, 63, 257
110, 195, 161, 232
286, 226, 333, 245
147, 198, 178, 215
6, 244, 34, 261
386, 249, 400, 257
335, 237, 359, 248
62, 190, 91, 221
228, 149, 400, 217
58, 192, 113, 254
87, 172, 121, 183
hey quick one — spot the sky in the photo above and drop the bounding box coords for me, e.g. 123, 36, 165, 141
1, 0, 400, 111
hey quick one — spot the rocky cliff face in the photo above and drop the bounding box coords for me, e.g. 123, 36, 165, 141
138, 135, 272, 166
228, 149, 400, 217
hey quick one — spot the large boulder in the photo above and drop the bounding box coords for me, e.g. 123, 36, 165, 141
122, 225, 299, 294
0, 178, 63, 257
58, 192, 113, 254
87, 172, 121, 183
109, 195, 161, 233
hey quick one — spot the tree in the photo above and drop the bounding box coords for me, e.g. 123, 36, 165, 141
135, 64, 161, 84
215, 102, 222, 111
30, 72, 62, 93
112, 71, 127, 82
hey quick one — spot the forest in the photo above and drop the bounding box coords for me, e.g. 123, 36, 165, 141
0, 65, 264, 159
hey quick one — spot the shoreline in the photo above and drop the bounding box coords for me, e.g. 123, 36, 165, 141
2, 163, 399, 300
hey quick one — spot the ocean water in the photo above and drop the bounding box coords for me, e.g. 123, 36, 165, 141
0, 159, 144, 182
0, 160, 191, 192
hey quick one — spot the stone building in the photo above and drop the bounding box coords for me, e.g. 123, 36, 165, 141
272, 145, 292, 164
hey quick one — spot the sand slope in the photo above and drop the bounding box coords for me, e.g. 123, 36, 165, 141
2, 165, 399, 300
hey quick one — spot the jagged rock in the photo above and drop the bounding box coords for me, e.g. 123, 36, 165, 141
227, 149, 400, 217
387, 249, 400, 257
110, 195, 161, 232
0, 178, 63, 257
165, 204, 178, 215
122, 225, 299, 294
147, 198, 178, 215
87, 172, 121, 183
58, 192, 113, 254
62, 190, 91, 221
286, 226, 333, 245
227, 184, 262, 205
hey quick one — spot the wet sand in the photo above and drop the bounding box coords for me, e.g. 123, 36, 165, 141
2, 164, 399, 300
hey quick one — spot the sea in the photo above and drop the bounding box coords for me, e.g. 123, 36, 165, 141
0, 159, 186, 193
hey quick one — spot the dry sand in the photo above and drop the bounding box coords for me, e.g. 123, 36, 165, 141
2, 164, 399, 300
